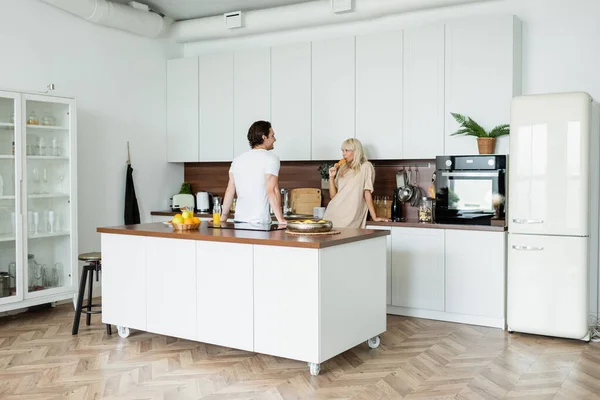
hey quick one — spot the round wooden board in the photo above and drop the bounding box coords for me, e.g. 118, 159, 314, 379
285, 230, 341, 236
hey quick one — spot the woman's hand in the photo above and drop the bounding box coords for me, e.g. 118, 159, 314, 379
371, 217, 390, 222
328, 167, 337, 179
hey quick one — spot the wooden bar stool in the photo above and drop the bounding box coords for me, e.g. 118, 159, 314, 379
72, 252, 112, 335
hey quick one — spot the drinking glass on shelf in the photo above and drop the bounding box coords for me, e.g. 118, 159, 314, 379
51, 137, 60, 156
33, 212, 39, 235
38, 137, 46, 156
48, 211, 55, 233
56, 174, 64, 193
32, 168, 39, 183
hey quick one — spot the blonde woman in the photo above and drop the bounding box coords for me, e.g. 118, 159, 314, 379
323, 138, 389, 228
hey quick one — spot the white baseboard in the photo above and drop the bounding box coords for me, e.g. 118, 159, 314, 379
387, 305, 506, 329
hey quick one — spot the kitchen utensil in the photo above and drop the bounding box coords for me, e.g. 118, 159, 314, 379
397, 169, 413, 203
290, 188, 321, 215
286, 219, 333, 233
410, 167, 424, 207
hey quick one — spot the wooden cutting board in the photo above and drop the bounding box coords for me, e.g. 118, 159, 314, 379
290, 188, 322, 215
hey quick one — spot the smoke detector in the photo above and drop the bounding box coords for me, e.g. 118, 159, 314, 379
224, 11, 243, 29
331, 0, 353, 13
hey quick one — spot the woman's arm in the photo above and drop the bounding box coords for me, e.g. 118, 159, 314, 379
220, 173, 236, 220
364, 189, 389, 222
328, 167, 338, 198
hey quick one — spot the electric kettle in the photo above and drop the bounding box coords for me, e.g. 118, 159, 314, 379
196, 192, 212, 212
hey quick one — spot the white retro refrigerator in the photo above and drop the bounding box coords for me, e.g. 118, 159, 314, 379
507, 92, 600, 341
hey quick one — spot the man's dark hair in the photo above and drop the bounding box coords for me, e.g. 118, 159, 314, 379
248, 120, 272, 148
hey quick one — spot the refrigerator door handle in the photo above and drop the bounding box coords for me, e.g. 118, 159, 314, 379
512, 245, 544, 251
512, 218, 544, 224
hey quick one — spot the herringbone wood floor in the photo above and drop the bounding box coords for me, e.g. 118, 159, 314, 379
0, 301, 599, 399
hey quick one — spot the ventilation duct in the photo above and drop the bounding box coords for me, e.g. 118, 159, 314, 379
40, 0, 171, 38
170, 0, 494, 43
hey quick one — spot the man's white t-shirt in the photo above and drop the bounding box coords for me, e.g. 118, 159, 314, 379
230, 149, 280, 224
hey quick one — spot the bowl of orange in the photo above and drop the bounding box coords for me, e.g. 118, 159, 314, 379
171, 209, 201, 230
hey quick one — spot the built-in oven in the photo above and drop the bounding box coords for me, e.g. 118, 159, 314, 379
435, 155, 507, 225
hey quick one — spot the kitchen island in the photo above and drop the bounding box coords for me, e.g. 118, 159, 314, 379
97, 222, 389, 376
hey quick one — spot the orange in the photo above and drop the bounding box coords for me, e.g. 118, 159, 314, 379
183, 218, 194, 225
174, 213, 182, 219
192, 217, 200, 224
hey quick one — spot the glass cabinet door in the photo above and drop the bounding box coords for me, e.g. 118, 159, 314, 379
0, 91, 22, 304
23, 95, 74, 297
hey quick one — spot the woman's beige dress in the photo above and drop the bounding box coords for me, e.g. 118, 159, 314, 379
323, 162, 375, 228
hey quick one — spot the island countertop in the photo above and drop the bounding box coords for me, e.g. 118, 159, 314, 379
97, 222, 390, 249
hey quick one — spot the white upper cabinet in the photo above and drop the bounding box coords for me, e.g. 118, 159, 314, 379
403, 24, 445, 159
312, 36, 355, 161
167, 58, 198, 162
271, 42, 312, 161
233, 48, 271, 158
356, 31, 403, 160
199, 52, 234, 162
445, 15, 522, 156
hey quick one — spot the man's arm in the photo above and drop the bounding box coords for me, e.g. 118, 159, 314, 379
220, 173, 236, 221
266, 174, 286, 225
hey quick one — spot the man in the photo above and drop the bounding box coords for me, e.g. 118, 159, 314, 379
220, 121, 287, 226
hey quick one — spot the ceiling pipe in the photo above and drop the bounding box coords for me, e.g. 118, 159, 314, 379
39, 0, 171, 38
170, 0, 495, 43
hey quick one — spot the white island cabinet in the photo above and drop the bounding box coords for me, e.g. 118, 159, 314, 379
99, 223, 388, 376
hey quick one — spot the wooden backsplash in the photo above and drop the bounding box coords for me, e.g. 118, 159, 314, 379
185, 159, 436, 222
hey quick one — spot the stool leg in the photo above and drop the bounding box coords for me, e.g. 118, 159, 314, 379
72, 266, 88, 335
86, 265, 94, 326
106, 324, 112, 336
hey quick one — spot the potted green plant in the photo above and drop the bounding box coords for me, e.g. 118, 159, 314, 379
318, 162, 333, 190
449, 113, 510, 154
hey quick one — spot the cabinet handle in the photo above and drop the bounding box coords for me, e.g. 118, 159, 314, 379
512, 245, 544, 251
512, 218, 544, 224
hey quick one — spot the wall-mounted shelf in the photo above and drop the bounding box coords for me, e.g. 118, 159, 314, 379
28, 193, 69, 199
0, 195, 15, 200
0, 122, 14, 127
27, 156, 69, 160
0, 231, 71, 242
26, 125, 69, 131
0, 155, 15, 159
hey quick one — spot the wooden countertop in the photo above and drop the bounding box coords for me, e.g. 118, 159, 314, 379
366, 221, 507, 232
97, 222, 390, 249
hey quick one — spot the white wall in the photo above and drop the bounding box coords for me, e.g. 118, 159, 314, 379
0, 0, 183, 254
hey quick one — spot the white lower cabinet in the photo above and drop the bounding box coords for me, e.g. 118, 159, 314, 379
445, 230, 506, 321
146, 237, 197, 341
366, 225, 392, 305
391, 227, 445, 311
196, 241, 254, 351
387, 227, 507, 328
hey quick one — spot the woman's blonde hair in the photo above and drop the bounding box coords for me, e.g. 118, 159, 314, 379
339, 138, 368, 175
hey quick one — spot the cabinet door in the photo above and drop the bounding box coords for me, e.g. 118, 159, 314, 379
391, 227, 444, 311
197, 241, 254, 351
146, 237, 197, 341
445, 230, 505, 319
271, 42, 311, 160
366, 225, 392, 305
403, 24, 445, 159
356, 31, 403, 160
101, 234, 147, 331
167, 58, 198, 162
312, 37, 355, 160
0, 91, 22, 306
22, 94, 76, 300
445, 16, 521, 155
199, 52, 234, 161
233, 48, 271, 158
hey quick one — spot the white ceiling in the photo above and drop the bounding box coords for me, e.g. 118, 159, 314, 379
113, 0, 317, 20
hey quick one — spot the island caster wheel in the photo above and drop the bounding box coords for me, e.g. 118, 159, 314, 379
50, 302, 56, 308
367, 336, 380, 349
308, 362, 320, 376
117, 326, 130, 338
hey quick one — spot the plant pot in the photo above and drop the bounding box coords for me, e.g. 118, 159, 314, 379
477, 137, 496, 154
321, 178, 330, 190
